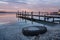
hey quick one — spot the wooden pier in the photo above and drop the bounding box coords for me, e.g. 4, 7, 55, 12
16, 11, 60, 24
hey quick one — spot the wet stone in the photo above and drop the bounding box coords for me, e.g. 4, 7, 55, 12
22, 26, 47, 36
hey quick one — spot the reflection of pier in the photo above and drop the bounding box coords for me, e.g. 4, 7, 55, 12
16, 11, 60, 24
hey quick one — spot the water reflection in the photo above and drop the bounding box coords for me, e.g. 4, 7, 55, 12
0, 13, 60, 40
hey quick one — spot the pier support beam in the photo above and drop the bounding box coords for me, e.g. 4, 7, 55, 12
25, 11, 27, 23
25, 11, 26, 18
22, 11, 24, 16
31, 11, 33, 24
39, 12, 40, 20
44, 15, 46, 21
53, 18, 54, 22
31, 11, 33, 19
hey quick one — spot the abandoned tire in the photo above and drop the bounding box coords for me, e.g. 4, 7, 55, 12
22, 26, 47, 36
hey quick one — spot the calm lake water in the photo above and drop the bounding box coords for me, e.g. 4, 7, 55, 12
0, 13, 60, 40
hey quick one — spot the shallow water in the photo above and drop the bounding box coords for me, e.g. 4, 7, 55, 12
0, 13, 60, 40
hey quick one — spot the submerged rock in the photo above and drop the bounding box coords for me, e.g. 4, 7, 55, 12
22, 26, 47, 36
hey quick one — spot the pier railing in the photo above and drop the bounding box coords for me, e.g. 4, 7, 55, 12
16, 11, 60, 23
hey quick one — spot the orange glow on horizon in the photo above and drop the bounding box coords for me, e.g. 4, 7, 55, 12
0, 7, 59, 12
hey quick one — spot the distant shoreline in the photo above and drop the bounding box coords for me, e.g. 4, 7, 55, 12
0, 11, 17, 13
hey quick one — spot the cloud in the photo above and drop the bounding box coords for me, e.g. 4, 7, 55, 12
35, 0, 60, 5
0, 0, 60, 5
0, 1, 8, 4
0, 0, 60, 12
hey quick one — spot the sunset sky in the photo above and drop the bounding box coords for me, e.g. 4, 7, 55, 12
0, 0, 60, 12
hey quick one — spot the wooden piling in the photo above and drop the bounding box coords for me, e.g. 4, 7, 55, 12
25, 11, 26, 17
39, 12, 40, 20
22, 11, 24, 16
31, 11, 33, 24
25, 11, 27, 22
31, 11, 33, 19
53, 17, 54, 22
16, 11, 60, 24
20, 12, 21, 16
44, 15, 46, 21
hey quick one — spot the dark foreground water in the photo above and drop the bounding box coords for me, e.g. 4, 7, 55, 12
0, 13, 60, 40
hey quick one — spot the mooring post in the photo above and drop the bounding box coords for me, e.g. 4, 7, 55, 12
25, 11, 26, 17
31, 11, 33, 19
46, 12, 48, 21
16, 10, 19, 17
53, 17, 54, 22
18, 10, 19, 15
21, 11, 22, 16
31, 11, 33, 24
22, 11, 24, 16
44, 15, 46, 21
20, 12, 21, 16
25, 11, 27, 23
39, 11, 40, 20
